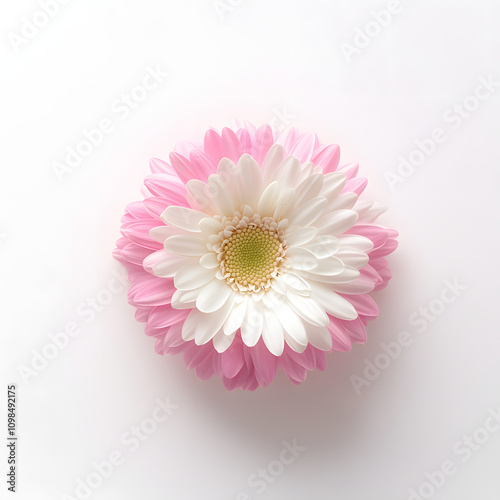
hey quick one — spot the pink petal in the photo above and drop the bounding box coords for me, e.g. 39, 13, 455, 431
145, 305, 190, 334
221, 127, 243, 162
369, 239, 399, 259
135, 307, 151, 323
338, 163, 359, 180
341, 317, 367, 344
144, 174, 187, 203
236, 128, 252, 154
149, 157, 173, 175
249, 339, 278, 386
203, 129, 224, 163
280, 352, 308, 383
276, 127, 298, 155
286, 344, 317, 370
222, 362, 256, 391
346, 224, 388, 248
124, 201, 151, 221
343, 177, 368, 195
315, 350, 326, 371
184, 342, 212, 369
121, 220, 162, 250
169, 152, 196, 184
328, 319, 352, 351
312, 144, 340, 173
143, 197, 168, 219
195, 353, 216, 380
288, 133, 316, 163
129, 278, 175, 307
220, 337, 245, 378
340, 294, 379, 318
121, 243, 152, 266
189, 150, 216, 182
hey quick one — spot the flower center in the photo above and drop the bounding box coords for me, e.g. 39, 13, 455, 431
212, 210, 288, 293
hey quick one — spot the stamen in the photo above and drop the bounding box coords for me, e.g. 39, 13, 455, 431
210, 209, 288, 293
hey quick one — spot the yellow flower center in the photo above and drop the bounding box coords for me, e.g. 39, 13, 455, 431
212, 209, 288, 293
222, 226, 281, 289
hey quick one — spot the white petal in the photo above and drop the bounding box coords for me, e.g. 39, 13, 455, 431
277, 156, 302, 188
286, 226, 317, 247
161, 206, 206, 231
288, 197, 327, 227
335, 248, 369, 268
223, 294, 248, 335
217, 158, 241, 208
283, 331, 308, 353
338, 235, 374, 252
262, 144, 285, 184
198, 217, 223, 235
286, 291, 329, 327
262, 310, 284, 356
143, 250, 194, 277
257, 181, 280, 216
300, 265, 360, 284
164, 235, 207, 256
241, 300, 263, 347
149, 226, 179, 243
288, 247, 318, 271
325, 193, 358, 212
310, 256, 345, 275
331, 275, 375, 294
235, 154, 262, 209
317, 209, 358, 235
196, 279, 233, 313
208, 173, 235, 215
354, 200, 387, 223
181, 309, 198, 340
181, 300, 232, 345
304, 235, 340, 258
321, 172, 346, 199
174, 263, 215, 290
186, 179, 216, 214
171, 288, 198, 309
294, 174, 324, 207
212, 330, 236, 353
306, 325, 332, 351
281, 272, 311, 293
273, 187, 295, 220
199, 252, 219, 269
311, 285, 358, 320
270, 275, 288, 295
274, 300, 308, 347
300, 161, 314, 180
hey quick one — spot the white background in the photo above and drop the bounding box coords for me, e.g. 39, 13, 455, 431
2, 0, 500, 499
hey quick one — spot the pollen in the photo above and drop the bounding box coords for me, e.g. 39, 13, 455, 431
211, 209, 288, 293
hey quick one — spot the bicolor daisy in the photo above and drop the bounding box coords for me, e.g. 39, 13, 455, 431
114, 122, 398, 390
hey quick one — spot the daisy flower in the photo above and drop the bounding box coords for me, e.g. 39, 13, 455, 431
114, 123, 398, 390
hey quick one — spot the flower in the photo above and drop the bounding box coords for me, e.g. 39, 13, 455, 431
114, 122, 398, 390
